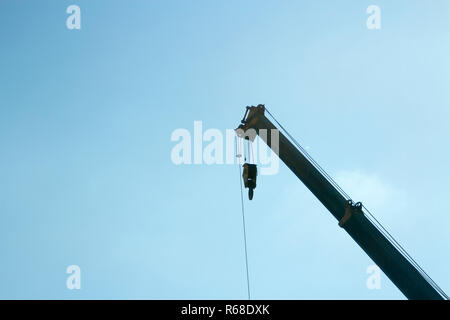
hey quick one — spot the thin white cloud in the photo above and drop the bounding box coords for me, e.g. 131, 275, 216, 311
334, 169, 406, 212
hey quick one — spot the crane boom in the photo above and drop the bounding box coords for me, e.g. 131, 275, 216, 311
236, 105, 445, 300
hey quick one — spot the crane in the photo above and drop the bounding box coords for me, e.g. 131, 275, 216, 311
236, 104, 447, 300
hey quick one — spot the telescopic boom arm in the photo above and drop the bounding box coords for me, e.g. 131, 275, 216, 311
236, 105, 445, 300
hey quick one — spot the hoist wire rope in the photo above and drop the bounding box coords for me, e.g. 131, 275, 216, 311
235, 136, 251, 300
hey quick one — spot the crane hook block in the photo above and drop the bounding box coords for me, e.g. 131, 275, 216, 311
242, 163, 257, 200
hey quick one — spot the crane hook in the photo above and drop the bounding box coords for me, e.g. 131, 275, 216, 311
242, 163, 257, 200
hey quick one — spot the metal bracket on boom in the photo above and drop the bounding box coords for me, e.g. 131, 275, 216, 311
236, 105, 266, 143
339, 200, 363, 227
240, 104, 265, 125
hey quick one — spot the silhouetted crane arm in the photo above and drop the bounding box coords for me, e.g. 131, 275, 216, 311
236, 105, 445, 300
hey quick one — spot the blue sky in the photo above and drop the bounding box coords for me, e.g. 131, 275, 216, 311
0, 0, 449, 299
